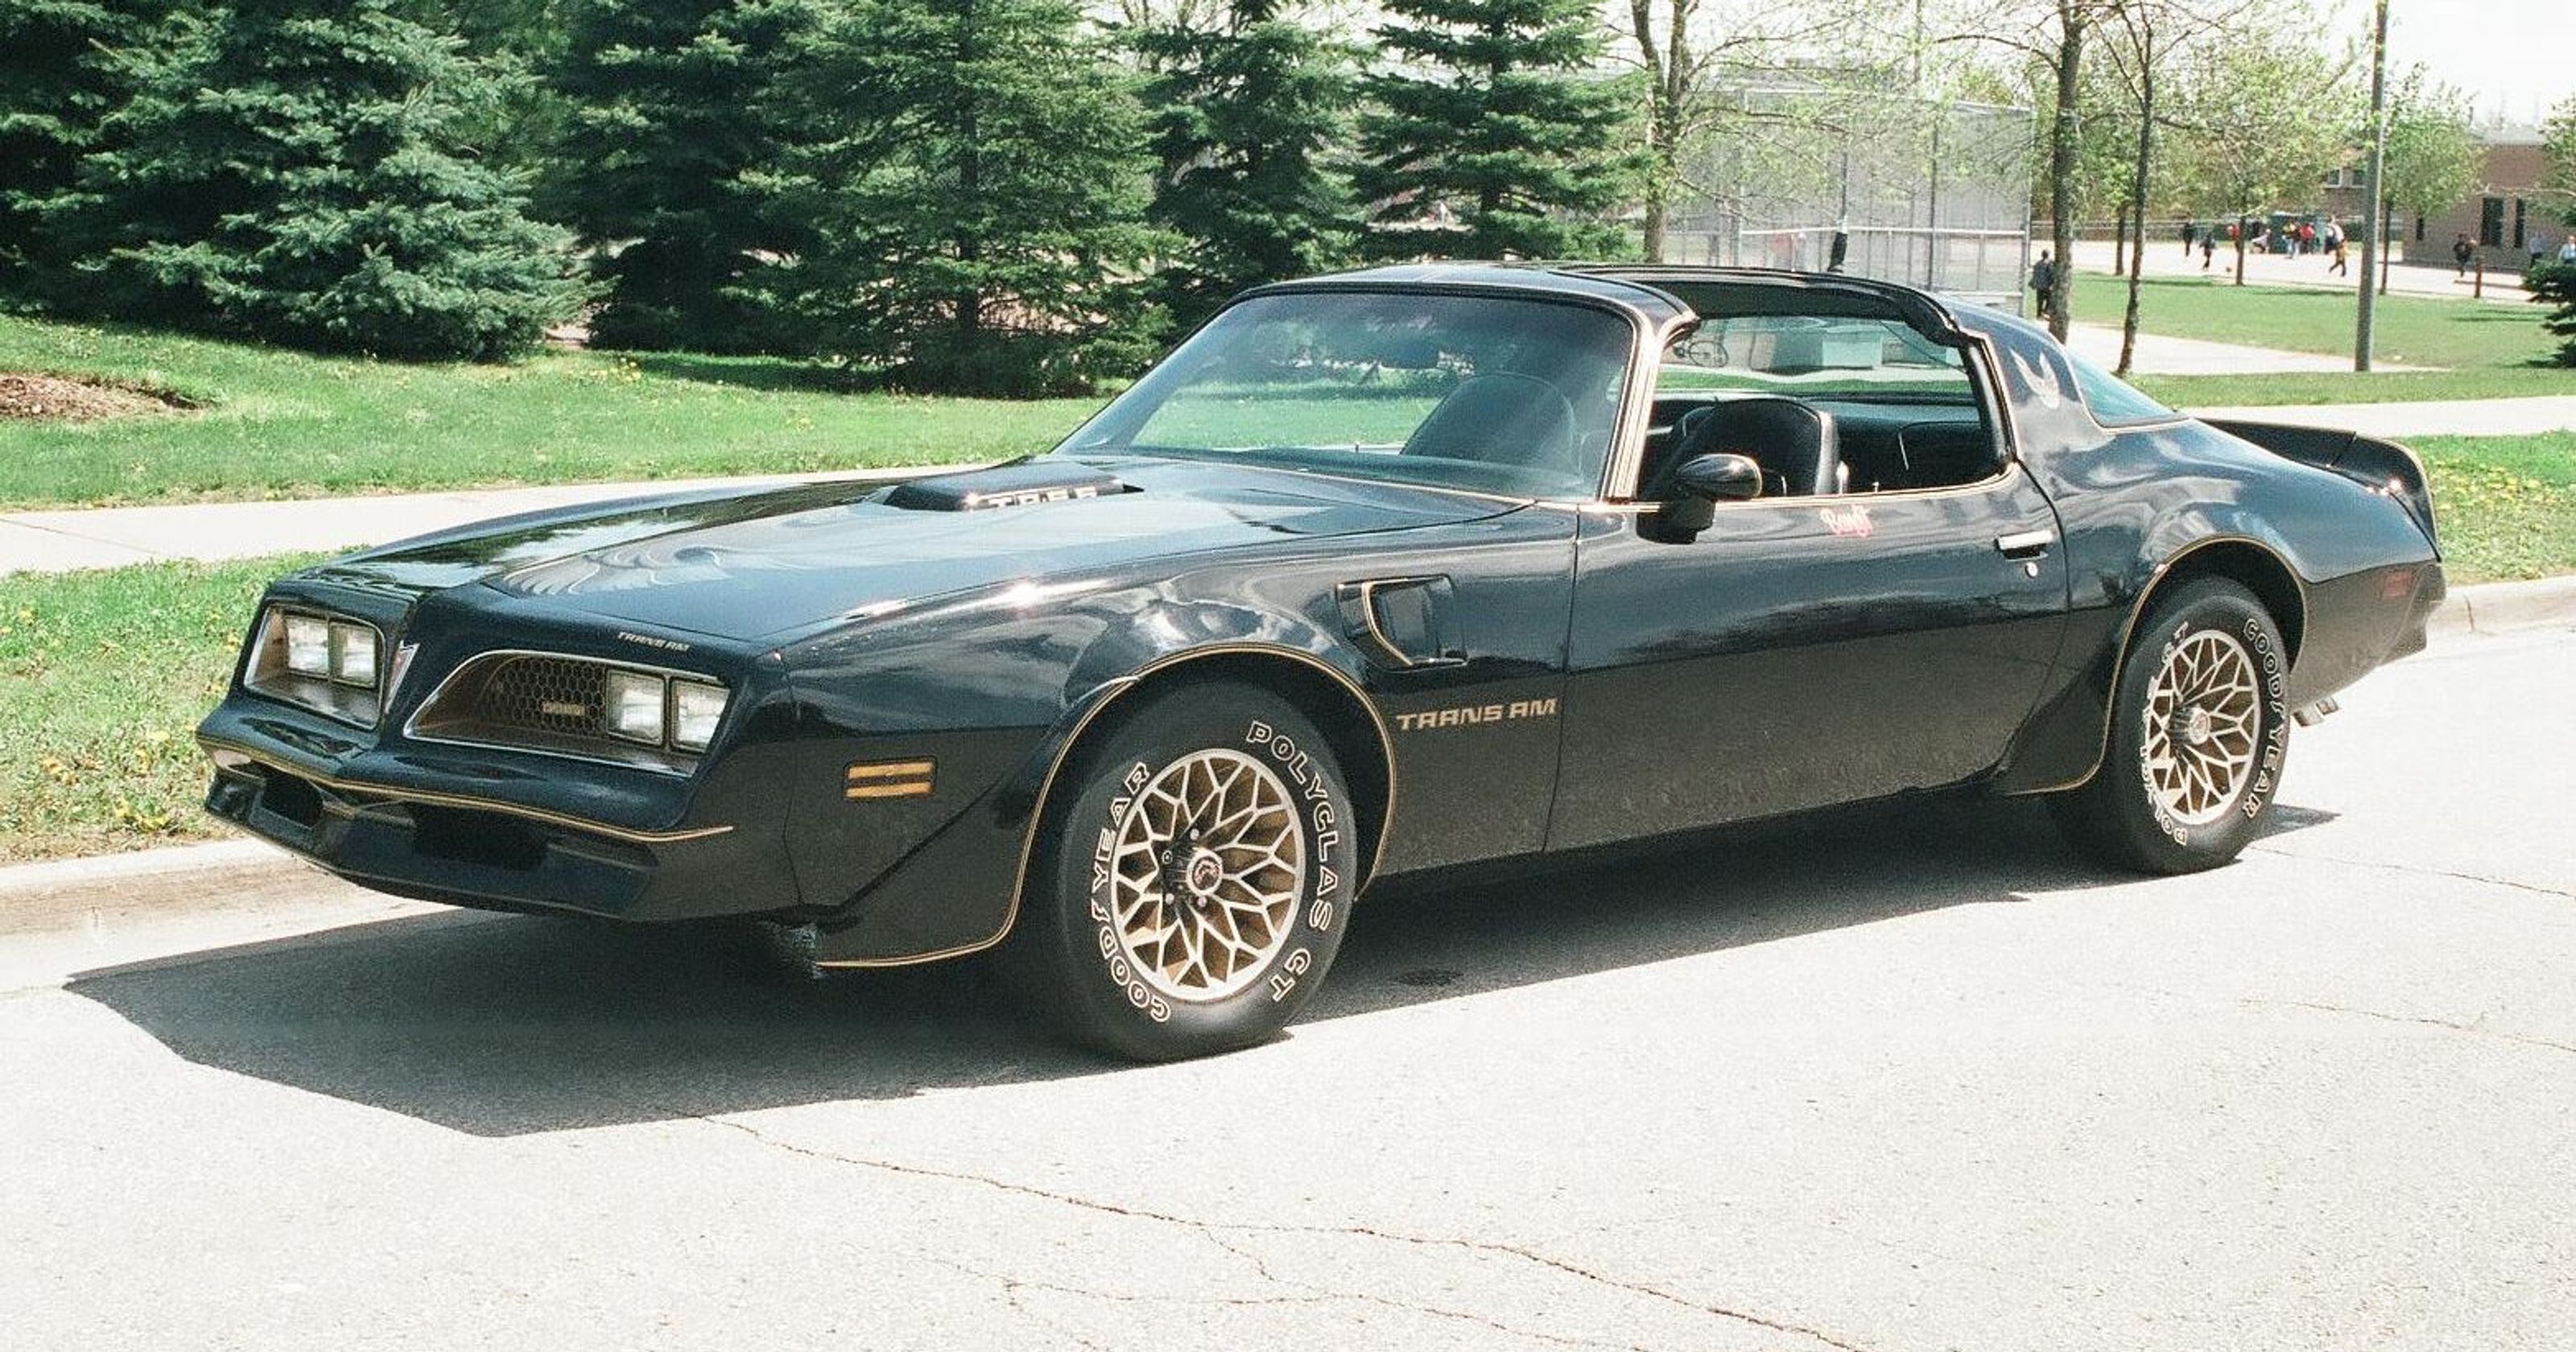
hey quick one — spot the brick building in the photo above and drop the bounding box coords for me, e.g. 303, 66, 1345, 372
2411, 124, 2562, 270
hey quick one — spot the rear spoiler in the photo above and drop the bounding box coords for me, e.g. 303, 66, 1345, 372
2205, 418, 2438, 548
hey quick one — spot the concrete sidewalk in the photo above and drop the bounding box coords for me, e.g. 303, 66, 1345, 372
2068, 239, 2537, 305
2184, 394, 2576, 439
2064, 323, 2429, 376
0, 466, 935, 576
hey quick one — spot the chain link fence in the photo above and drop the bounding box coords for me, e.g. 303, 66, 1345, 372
1660, 82, 2036, 312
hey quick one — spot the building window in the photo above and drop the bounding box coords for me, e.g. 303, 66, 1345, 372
2480, 197, 2505, 248
2513, 198, 2527, 250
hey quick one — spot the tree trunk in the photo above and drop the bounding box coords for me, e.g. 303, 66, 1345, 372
2235, 214, 2248, 286
2046, 6, 2086, 340
2117, 61, 2154, 377
955, 0, 982, 340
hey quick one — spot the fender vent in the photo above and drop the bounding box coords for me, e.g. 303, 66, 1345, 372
884, 463, 1127, 512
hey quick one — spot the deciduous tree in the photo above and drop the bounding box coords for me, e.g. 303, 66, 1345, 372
2167, 24, 2354, 287
2375, 68, 2477, 291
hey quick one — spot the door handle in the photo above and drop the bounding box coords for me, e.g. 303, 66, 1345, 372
1994, 529, 2055, 559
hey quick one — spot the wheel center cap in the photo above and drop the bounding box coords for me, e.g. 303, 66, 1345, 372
1183, 850, 1224, 901
2180, 704, 2215, 746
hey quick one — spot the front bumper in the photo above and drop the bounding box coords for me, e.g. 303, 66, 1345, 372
198, 719, 793, 924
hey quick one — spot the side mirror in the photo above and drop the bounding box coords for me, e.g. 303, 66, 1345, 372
1650, 452, 1762, 541
1670, 452, 1765, 502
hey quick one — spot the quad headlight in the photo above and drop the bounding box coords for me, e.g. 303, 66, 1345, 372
246, 607, 386, 726
599, 670, 730, 752
275, 612, 378, 686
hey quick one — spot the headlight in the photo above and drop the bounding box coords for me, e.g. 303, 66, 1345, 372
285, 615, 332, 676
244, 607, 386, 728
603, 670, 667, 744
330, 622, 377, 685
671, 680, 729, 750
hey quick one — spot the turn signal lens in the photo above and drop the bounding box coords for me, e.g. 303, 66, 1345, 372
284, 615, 331, 676
330, 622, 376, 684
603, 670, 666, 744
670, 680, 728, 750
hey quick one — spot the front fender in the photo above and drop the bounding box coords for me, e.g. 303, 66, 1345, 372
778, 580, 1378, 967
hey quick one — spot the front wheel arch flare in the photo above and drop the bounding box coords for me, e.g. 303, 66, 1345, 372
1031, 648, 1394, 909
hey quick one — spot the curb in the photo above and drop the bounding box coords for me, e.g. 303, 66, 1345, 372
2425, 574, 2576, 641
2, 576, 2569, 930
0, 839, 332, 940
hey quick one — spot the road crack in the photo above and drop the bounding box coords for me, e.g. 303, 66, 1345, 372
667, 1105, 1868, 1352
2244, 845, 2575, 902
2243, 997, 2576, 1056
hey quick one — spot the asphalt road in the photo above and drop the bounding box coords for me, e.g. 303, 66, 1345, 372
6, 627, 2571, 1352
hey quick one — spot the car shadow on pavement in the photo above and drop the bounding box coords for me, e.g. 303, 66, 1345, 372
66, 793, 2332, 1137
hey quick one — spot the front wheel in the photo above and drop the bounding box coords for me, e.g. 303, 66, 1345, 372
1010, 679, 1359, 1061
2049, 578, 2293, 874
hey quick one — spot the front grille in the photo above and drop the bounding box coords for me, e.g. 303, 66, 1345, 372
406, 651, 713, 774
475, 656, 613, 740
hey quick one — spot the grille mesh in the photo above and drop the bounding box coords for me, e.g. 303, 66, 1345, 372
474, 657, 611, 738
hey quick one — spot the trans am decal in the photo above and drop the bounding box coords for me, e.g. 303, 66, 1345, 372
1393, 699, 1559, 732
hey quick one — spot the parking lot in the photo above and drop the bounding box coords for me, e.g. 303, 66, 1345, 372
5, 625, 2570, 1352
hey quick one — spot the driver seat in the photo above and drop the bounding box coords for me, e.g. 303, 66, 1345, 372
1402, 373, 1580, 483
1646, 398, 1841, 498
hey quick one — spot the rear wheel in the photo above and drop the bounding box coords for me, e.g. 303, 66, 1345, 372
2049, 578, 2292, 874
1011, 679, 1358, 1061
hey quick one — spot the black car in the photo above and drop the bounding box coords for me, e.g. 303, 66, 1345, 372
199, 264, 2444, 1059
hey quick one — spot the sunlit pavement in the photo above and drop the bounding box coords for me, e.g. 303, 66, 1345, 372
4, 625, 2570, 1351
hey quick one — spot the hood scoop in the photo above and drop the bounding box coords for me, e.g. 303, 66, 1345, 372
884, 462, 1129, 512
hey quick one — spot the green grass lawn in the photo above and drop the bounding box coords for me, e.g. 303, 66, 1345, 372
2416, 431, 2576, 583
7, 428, 2564, 863
0, 554, 317, 862
0, 315, 1104, 509
2074, 273, 2575, 407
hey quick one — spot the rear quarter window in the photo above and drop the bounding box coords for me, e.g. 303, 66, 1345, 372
2064, 350, 2178, 426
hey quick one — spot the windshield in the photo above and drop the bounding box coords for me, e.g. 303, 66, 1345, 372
1053, 291, 1637, 498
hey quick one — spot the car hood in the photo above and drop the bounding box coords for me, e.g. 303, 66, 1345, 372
301, 457, 1519, 641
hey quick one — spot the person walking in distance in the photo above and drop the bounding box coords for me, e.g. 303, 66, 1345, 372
2029, 249, 2058, 315
2560, 235, 2576, 266
2201, 233, 2216, 270
2330, 233, 2350, 277
2182, 221, 2197, 257
2454, 233, 2475, 276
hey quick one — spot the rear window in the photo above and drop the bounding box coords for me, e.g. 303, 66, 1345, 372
2064, 350, 2176, 425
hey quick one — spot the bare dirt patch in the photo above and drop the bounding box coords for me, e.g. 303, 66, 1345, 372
0, 372, 198, 421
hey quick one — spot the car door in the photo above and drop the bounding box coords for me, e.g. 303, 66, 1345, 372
1548, 465, 2069, 851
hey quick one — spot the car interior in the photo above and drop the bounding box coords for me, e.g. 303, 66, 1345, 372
1633, 282, 2006, 501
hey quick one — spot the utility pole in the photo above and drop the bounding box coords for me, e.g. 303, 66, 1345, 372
2355, 0, 2390, 371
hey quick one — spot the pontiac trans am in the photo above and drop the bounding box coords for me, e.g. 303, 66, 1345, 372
199, 265, 2444, 1059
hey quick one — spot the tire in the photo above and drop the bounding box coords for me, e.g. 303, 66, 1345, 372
1009, 678, 1360, 1061
2048, 577, 2293, 875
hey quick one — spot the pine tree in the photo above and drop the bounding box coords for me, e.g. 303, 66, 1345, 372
43, 0, 583, 359
1135, 1, 1360, 331
543, 0, 811, 352
0, 0, 151, 296
763, 0, 1167, 394
1355, 0, 1641, 261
